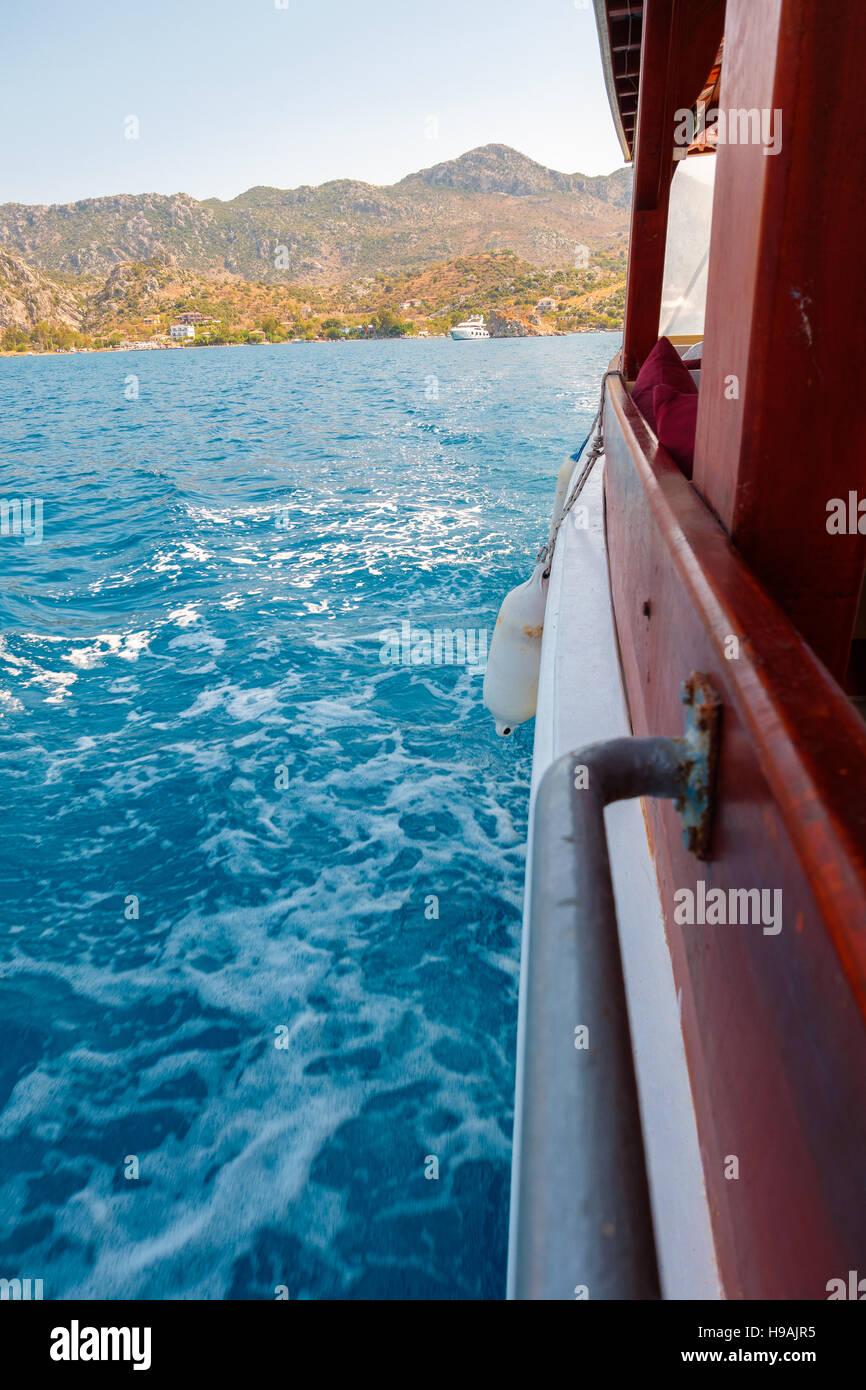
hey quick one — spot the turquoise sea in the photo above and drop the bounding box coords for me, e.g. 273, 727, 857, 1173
0, 334, 614, 1299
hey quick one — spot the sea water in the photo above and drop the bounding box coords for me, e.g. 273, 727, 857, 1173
0, 334, 615, 1299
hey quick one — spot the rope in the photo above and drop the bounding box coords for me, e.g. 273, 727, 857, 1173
537, 368, 627, 570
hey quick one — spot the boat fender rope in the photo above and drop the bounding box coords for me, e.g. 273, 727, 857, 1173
537, 369, 627, 570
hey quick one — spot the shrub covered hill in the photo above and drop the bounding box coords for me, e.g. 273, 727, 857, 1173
0, 145, 631, 348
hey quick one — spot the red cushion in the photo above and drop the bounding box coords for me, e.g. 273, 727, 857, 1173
631, 337, 697, 430
653, 383, 699, 478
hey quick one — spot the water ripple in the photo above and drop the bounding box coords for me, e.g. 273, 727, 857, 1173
0, 335, 615, 1299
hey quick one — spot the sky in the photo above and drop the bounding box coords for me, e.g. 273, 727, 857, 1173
0, 0, 625, 206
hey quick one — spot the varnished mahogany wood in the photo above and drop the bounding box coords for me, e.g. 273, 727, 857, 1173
604, 372, 866, 1298
694, 0, 866, 680
622, 0, 725, 376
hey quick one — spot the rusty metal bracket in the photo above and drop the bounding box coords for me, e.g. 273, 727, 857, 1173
673, 672, 722, 861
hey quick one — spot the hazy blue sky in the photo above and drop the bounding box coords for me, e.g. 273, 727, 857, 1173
1, 0, 624, 205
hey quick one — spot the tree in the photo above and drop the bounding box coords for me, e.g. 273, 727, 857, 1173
2, 326, 29, 351
374, 308, 411, 337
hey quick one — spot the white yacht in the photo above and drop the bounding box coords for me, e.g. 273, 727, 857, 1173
450, 315, 490, 340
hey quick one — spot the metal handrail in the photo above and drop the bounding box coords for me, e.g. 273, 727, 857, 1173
507, 673, 720, 1300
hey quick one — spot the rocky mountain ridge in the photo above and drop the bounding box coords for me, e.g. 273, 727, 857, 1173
0, 145, 631, 286
0, 248, 84, 332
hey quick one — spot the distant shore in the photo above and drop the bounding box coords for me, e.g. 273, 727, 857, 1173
0, 327, 619, 360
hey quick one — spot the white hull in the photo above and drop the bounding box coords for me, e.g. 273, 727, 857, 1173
450, 327, 490, 340
507, 455, 721, 1300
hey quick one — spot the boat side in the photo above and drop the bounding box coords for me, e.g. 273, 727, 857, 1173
507, 455, 720, 1300
603, 371, 866, 1298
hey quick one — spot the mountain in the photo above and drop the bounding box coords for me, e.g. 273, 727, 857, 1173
0, 145, 631, 287
1, 245, 628, 350
402, 143, 631, 200
0, 248, 83, 332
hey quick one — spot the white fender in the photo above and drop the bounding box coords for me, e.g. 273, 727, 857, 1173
483, 563, 549, 736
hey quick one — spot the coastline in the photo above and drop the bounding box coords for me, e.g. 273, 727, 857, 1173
0, 327, 620, 360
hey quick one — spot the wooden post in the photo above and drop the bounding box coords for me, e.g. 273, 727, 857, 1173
622, 0, 677, 380
621, 0, 726, 378
693, 0, 866, 680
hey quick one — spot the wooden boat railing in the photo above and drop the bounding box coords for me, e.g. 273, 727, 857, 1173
602, 371, 866, 1298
